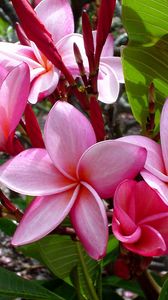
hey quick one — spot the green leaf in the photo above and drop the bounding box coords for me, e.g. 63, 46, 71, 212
158, 276, 168, 300
0, 267, 65, 300
0, 219, 16, 236
103, 236, 119, 267
122, 0, 168, 128
20, 235, 100, 299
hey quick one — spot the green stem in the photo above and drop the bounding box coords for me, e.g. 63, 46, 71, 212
76, 242, 99, 300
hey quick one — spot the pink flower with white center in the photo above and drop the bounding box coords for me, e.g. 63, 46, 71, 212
0, 63, 30, 154
0, 102, 146, 259
0, 0, 123, 104
112, 180, 168, 257
118, 99, 168, 205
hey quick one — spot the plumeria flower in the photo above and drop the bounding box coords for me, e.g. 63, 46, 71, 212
36, 0, 124, 104
0, 63, 30, 154
118, 98, 168, 205
0, 0, 123, 104
112, 180, 168, 256
0, 40, 60, 104
0, 102, 146, 259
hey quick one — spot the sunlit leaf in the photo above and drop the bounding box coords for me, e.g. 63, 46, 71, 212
122, 0, 168, 129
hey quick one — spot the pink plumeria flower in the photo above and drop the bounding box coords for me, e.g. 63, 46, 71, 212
0, 41, 60, 104
0, 0, 123, 104
0, 63, 30, 154
118, 99, 168, 205
0, 102, 146, 259
39, 0, 123, 104
112, 180, 168, 256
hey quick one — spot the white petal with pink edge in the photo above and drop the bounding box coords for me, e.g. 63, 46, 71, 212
98, 62, 119, 104
56, 33, 86, 68
101, 57, 124, 83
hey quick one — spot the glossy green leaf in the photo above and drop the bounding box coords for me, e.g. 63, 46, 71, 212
122, 0, 168, 128
20, 235, 99, 299
0, 267, 65, 300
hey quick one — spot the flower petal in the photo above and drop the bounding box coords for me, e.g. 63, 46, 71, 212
160, 98, 168, 174
0, 42, 40, 70
77, 141, 147, 198
0, 65, 8, 87
112, 216, 141, 244
35, 0, 74, 44
0, 63, 30, 135
0, 149, 76, 195
101, 57, 124, 83
119, 135, 167, 181
133, 181, 168, 222
70, 182, 108, 260
12, 185, 80, 246
98, 62, 120, 104
124, 225, 166, 257
141, 170, 168, 205
56, 33, 86, 69
92, 31, 114, 56
113, 180, 138, 233
28, 66, 60, 104
44, 101, 96, 179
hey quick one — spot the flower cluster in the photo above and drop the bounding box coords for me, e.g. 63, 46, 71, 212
0, 0, 168, 264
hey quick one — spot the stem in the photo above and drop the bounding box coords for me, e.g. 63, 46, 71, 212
0, 190, 23, 221
137, 270, 161, 300
76, 242, 99, 300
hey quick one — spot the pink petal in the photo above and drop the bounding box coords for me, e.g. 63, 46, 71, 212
77, 141, 147, 198
92, 31, 114, 56
0, 149, 77, 195
141, 170, 168, 205
0, 63, 30, 134
70, 182, 108, 260
28, 66, 60, 104
101, 57, 124, 83
35, 0, 74, 44
98, 62, 120, 104
56, 33, 87, 69
124, 225, 166, 257
112, 216, 141, 244
113, 180, 138, 232
119, 135, 167, 181
160, 98, 168, 174
12, 185, 80, 246
143, 215, 168, 254
0, 65, 8, 87
0, 42, 40, 70
133, 181, 168, 222
44, 101, 96, 179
